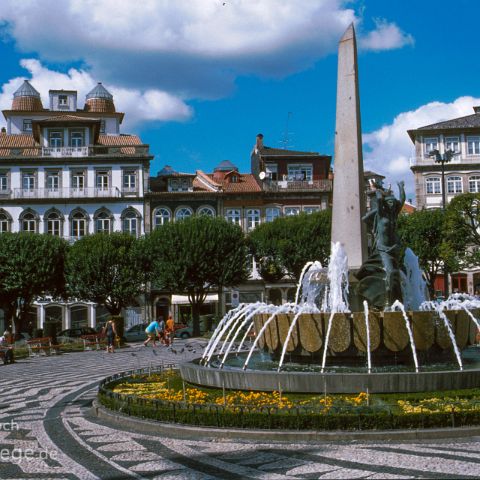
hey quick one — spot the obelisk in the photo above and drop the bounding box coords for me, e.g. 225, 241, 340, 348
331, 23, 367, 270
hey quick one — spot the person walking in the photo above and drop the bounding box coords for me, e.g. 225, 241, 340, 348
103, 319, 117, 353
144, 318, 162, 347
165, 315, 174, 347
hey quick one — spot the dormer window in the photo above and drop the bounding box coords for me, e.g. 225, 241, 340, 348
287, 164, 312, 182
100, 120, 106, 134
70, 130, 84, 148
49, 130, 63, 148
231, 175, 238, 183
58, 95, 68, 107
23, 119, 32, 132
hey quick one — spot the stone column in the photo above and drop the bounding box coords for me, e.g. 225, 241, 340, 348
88, 304, 96, 329
63, 305, 71, 329
37, 304, 45, 329
331, 24, 367, 270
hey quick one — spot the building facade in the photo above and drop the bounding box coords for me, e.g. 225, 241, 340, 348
0, 80, 152, 333
409, 106, 480, 294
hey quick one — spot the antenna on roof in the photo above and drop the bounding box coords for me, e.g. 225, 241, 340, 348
279, 111, 294, 150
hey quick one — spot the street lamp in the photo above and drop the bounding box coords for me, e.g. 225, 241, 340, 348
428, 148, 459, 297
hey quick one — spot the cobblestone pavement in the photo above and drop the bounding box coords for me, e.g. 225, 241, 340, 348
0, 342, 479, 479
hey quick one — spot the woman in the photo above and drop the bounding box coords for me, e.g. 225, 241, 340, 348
103, 319, 117, 353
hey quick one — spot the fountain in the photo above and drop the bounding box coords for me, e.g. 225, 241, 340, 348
179, 24, 480, 394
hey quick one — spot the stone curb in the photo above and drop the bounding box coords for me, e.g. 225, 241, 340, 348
91, 399, 480, 442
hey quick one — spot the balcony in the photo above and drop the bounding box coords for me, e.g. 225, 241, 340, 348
12, 187, 122, 200
262, 179, 332, 192
1, 145, 150, 158
42, 146, 90, 157
410, 155, 480, 167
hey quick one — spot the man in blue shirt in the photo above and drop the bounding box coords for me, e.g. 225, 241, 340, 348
143, 318, 164, 347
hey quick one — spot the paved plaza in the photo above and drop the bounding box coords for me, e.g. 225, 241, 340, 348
0, 343, 479, 479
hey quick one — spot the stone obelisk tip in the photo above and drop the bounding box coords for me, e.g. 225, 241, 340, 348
339, 23, 355, 43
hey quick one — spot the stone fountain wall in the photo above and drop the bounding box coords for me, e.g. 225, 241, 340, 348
253, 310, 478, 364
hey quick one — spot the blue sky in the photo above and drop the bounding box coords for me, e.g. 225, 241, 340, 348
0, 0, 479, 200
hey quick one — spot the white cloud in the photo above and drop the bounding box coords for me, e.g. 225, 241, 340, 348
0, 59, 192, 129
359, 18, 414, 51
363, 96, 480, 200
0, 0, 413, 98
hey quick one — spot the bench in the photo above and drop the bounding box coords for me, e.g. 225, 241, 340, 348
26, 337, 57, 357
81, 334, 107, 351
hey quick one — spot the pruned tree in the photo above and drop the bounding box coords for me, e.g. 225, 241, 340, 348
143, 216, 249, 336
66, 233, 145, 315
0, 233, 67, 332
249, 210, 331, 281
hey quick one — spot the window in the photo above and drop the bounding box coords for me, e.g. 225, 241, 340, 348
265, 164, 278, 181
168, 178, 191, 192
467, 136, 480, 155
175, 207, 193, 221
22, 172, 35, 191
304, 206, 320, 214
246, 209, 260, 230
100, 120, 106, 134
96, 170, 109, 190
469, 176, 480, 193
424, 137, 438, 154
21, 211, 36, 233
70, 130, 84, 148
285, 206, 301, 216
0, 211, 10, 233
287, 164, 313, 181
425, 177, 441, 194
49, 130, 63, 148
445, 136, 460, 154
46, 211, 62, 236
197, 206, 215, 217
122, 210, 138, 236
96, 211, 111, 234
46, 171, 60, 191
58, 95, 68, 107
0, 172, 8, 192
266, 207, 280, 222
230, 175, 238, 183
447, 176, 463, 194
123, 170, 137, 191
71, 211, 87, 238
154, 207, 171, 228
226, 208, 241, 225
72, 170, 85, 190
23, 119, 32, 132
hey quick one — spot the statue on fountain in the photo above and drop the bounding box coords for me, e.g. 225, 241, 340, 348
355, 180, 406, 309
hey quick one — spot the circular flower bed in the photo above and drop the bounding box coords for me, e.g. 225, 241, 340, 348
98, 367, 480, 431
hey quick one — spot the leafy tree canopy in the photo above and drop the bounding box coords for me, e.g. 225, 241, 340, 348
66, 233, 145, 315
0, 233, 67, 329
143, 215, 249, 335
249, 210, 332, 281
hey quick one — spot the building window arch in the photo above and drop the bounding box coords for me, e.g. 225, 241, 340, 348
197, 205, 215, 217
94, 207, 113, 234
44, 208, 63, 236
69, 208, 89, 239
122, 208, 141, 236
246, 208, 261, 230
20, 209, 39, 233
153, 207, 171, 228
175, 206, 193, 221
0, 209, 12, 233
425, 176, 441, 194
265, 206, 281, 223
447, 175, 463, 194
469, 176, 480, 193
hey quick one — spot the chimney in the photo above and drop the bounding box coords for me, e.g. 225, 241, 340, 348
474, 106, 480, 114
255, 133, 264, 153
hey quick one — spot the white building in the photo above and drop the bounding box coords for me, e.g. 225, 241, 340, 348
0, 80, 152, 333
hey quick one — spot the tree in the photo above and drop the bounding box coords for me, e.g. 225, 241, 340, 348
143, 216, 249, 336
444, 193, 480, 266
249, 210, 332, 281
397, 209, 462, 297
0, 233, 67, 332
66, 233, 145, 315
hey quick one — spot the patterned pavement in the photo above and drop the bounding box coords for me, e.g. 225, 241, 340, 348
0, 342, 479, 479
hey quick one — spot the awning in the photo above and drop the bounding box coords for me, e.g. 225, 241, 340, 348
171, 294, 218, 305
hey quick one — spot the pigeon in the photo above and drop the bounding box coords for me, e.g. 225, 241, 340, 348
151, 348, 158, 356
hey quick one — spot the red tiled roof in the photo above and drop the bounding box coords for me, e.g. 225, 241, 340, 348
85, 98, 116, 113
207, 173, 261, 193
37, 115, 100, 123
98, 134, 141, 145
11, 96, 44, 112
0, 134, 38, 156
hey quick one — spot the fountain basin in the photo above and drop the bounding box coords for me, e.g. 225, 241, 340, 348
180, 355, 480, 393
252, 309, 478, 364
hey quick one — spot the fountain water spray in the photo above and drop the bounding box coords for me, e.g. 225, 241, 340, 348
363, 300, 372, 373
391, 300, 419, 372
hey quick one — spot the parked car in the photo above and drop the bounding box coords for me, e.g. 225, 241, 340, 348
58, 327, 97, 338
174, 325, 193, 339
124, 323, 148, 342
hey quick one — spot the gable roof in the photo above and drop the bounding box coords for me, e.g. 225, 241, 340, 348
408, 112, 480, 141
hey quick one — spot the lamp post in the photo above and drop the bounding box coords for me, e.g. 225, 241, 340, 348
429, 148, 457, 297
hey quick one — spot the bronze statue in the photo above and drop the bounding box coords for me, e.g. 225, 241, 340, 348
355, 180, 405, 308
